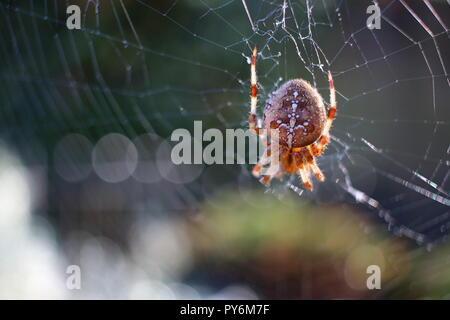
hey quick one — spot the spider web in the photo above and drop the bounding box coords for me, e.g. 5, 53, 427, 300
0, 0, 449, 246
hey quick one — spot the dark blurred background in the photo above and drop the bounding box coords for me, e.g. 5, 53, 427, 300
0, 0, 449, 299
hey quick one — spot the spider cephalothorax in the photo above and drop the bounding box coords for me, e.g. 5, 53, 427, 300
248, 47, 336, 190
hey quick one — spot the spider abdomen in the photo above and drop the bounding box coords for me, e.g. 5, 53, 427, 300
263, 79, 326, 148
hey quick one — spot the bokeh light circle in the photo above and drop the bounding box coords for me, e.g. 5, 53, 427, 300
92, 133, 138, 183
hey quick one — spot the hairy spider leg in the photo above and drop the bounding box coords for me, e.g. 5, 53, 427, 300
249, 47, 260, 136
293, 151, 313, 190
256, 144, 290, 185
310, 71, 336, 157
304, 147, 325, 181
252, 145, 271, 177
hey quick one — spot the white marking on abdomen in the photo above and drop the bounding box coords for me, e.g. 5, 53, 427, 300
289, 117, 296, 128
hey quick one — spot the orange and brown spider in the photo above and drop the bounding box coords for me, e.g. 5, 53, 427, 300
249, 47, 336, 190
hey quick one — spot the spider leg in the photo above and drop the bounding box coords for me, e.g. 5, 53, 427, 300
310, 71, 336, 157
257, 144, 288, 185
262, 159, 286, 185
252, 146, 271, 178
305, 147, 325, 181
260, 175, 273, 185
299, 165, 313, 191
293, 149, 313, 190
249, 47, 276, 185
259, 162, 280, 185
259, 125, 268, 147
324, 71, 336, 136
249, 46, 260, 136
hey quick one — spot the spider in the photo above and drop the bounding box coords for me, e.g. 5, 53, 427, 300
248, 47, 336, 190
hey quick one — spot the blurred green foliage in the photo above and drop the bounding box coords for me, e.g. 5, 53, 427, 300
186, 191, 450, 299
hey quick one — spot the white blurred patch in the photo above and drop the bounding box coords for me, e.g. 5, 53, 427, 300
209, 285, 259, 300
0, 143, 31, 230
0, 142, 66, 299
128, 280, 175, 299
92, 133, 138, 183
130, 220, 192, 280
